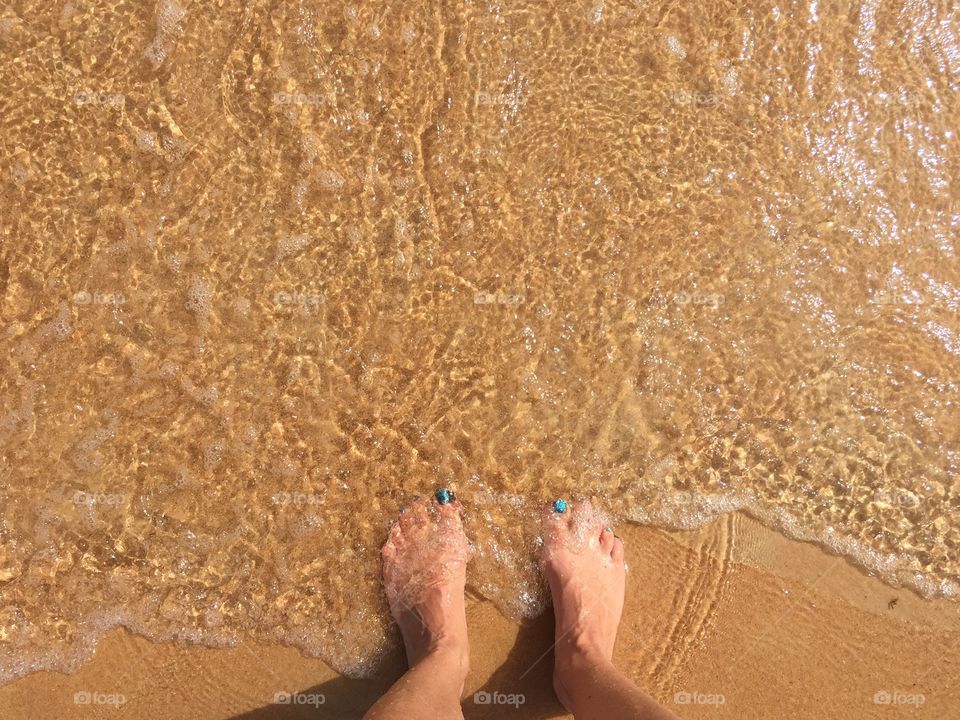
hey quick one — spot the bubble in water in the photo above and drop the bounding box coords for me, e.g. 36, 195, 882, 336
144, 0, 186, 66
589, 0, 604, 24
202, 440, 223, 468
300, 133, 320, 167
134, 134, 158, 160
319, 169, 346, 191
276, 234, 311, 261
51, 302, 72, 338
721, 66, 740, 95
185, 275, 212, 319
664, 34, 687, 60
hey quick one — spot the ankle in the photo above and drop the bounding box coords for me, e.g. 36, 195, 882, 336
553, 645, 615, 712
554, 628, 614, 670
416, 637, 471, 681
558, 643, 609, 672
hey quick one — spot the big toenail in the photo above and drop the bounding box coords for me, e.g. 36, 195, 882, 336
604, 527, 613, 532
435, 488, 454, 505
553, 499, 568, 513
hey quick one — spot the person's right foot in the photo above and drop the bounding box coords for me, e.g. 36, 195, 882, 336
540, 500, 626, 710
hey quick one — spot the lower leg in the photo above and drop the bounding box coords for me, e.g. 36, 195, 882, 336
364, 644, 466, 720
554, 649, 679, 720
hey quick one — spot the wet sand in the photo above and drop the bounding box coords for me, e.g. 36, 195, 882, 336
3, 512, 957, 719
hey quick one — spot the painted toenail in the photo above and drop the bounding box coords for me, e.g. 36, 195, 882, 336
399, 507, 406, 514
435, 488, 454, 505
412, 495, 421, 501
605, 527, 613, 532
553, 498, 568, 513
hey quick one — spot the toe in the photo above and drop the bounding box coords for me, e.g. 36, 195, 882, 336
542, 502, 563, 526
381, 540, 398, 583
435, 496, 464, 529
408, 496, 428, 513
398, 508, 415, 531
600, 526, 616, 553
388, 521, 404, 544
541, 500, 575, 551
543, 499, 573, 522
571, 501, 606, 547
573, 500, 600, 528
399, 498, 428, 530
433, 488, 460, 512
612, 535, 625, 563
381, 539, 397, 562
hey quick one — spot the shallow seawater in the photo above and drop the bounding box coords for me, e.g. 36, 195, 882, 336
1, 0, 959, 682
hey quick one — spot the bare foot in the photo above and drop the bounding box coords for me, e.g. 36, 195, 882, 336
381, 492, 472, 682
540, 500, 626, 710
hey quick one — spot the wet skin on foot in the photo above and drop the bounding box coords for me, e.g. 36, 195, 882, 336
380, 493, 471, 673
540, 500, 627, 712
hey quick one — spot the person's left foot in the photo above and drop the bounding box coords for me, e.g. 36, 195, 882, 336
381, 493, 471, 679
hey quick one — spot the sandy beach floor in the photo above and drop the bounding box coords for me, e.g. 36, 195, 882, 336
2, 513, 957, 719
